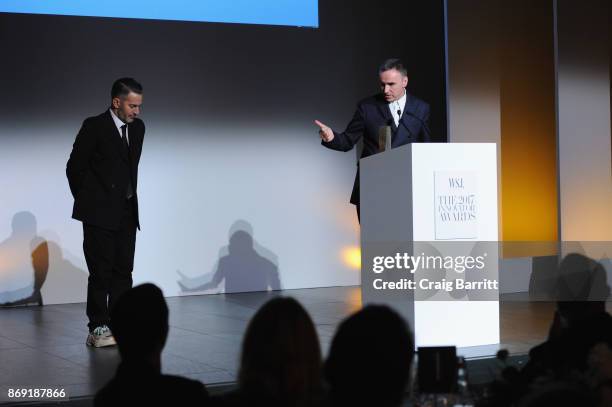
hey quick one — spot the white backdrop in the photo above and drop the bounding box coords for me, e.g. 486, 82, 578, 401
0, 124, 361, 304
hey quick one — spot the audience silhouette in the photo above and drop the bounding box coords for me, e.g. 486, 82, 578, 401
215, 296, 323, 407
94, 283, 209, 406
485, 253, 612, 407
523, 254, 611, 382
91, 253, 612, 406
325, 305, 414, 407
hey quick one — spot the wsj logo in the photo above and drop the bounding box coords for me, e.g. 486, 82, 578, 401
449, 178, 464, 189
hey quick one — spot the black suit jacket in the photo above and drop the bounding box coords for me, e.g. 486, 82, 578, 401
322, 92, 430, 205
66, 110, 144, 230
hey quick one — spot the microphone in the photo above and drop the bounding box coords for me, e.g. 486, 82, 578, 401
401, 110, 432, 141
378, 120, 393, 152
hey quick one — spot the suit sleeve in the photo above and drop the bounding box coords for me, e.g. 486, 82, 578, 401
66, 119, 96, 198
321, 103, 366, 152
420, 104, 431, 142
136, 120, 145, 164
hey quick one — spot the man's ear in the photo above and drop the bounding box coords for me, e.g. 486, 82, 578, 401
403, 76, 409, 88
111, 97, 120, 109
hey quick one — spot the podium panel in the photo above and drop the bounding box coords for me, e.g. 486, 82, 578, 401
360, 143, 499, 352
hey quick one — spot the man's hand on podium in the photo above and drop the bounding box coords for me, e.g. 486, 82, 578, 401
314, 120, 334, 143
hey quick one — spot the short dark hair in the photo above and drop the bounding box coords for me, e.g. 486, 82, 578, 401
111, 77, 143, 99
378, 58, 408, 77
326, 305, 414, 407
111, 283, 168, 361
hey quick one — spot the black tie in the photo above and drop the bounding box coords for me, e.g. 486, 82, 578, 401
120, 125, 129, 153
121, 125, 134, 199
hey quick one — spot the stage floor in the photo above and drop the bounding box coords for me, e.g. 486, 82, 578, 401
0, 286, 557, 402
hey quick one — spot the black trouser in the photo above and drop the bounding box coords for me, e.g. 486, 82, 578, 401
83, 199, 136, 331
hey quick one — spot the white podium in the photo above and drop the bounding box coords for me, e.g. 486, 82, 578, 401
360, 143, 500, 355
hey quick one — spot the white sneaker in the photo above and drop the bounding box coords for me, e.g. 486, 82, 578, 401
86, 325, 117, 348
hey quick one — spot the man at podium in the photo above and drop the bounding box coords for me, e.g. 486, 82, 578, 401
314, 58, 431, 221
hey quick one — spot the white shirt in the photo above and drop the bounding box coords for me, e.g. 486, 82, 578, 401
109, 108, 129, 145
389, 90, 407, 127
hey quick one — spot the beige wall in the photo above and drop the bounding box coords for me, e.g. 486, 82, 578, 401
445, 1, 612, 252
556, 0, 612, 242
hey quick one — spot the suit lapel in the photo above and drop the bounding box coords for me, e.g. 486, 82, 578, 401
401, 92, 419, 122
375, 96, 394, 129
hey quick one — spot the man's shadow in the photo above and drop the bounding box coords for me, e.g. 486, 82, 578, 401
39, 240, 89, 305
0, 211, 47, 305
177, 220, 281, 294
0, 211, 88, 306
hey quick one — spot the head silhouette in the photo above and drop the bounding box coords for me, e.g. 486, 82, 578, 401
239, 297, 322, 405
111, 284, 169, 363
11, 211, 37, 238
229, 230, 254, 255
228, 220, 254, 239
556, 253, 609, 324
325, 305, 414, 407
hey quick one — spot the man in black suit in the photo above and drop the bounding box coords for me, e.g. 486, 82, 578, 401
66, 78, 145, 347
315, 59, 430, 220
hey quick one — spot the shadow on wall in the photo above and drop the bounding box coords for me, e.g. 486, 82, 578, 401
0, 211, 88, 306
177, 219, 281, 294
